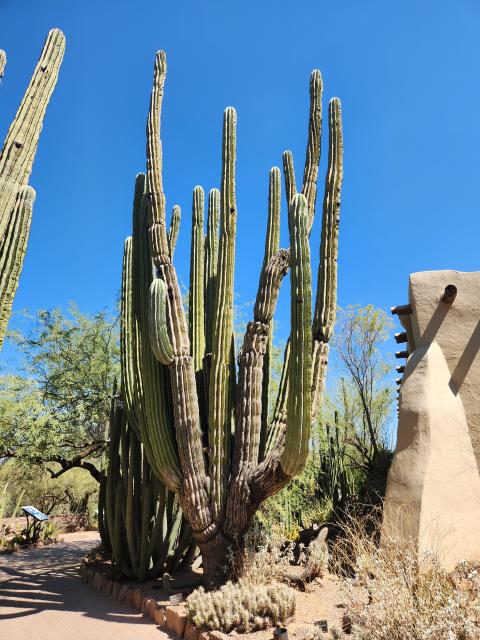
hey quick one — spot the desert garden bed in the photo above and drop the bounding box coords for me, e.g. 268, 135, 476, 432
79, 558, 348, 639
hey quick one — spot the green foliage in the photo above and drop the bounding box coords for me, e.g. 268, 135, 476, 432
0, 305, 119, 475
0, 460, 98, 518
259, 304, 395, 537
186, 580, 296, 633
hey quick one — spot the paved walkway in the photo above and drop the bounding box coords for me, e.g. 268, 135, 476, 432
0, 531, 170, 639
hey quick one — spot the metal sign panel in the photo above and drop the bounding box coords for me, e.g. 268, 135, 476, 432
21, 506, 48, 521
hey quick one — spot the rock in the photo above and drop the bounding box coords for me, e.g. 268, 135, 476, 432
111, 580, 121, 600
152, 605, 165, 626
166, 605, 188, 637
93, 572, 104, 591
123, 587, 135, 607
184, 621, 200, 640
131, 587, 144, 611
208, 631, 230, 640
102, 578, 113, 596
117, 584, 129, 602
142, 596, 157, 618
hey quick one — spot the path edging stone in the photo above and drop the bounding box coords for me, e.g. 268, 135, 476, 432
79, 560, 224, 640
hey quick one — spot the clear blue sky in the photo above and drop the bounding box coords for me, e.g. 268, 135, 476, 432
1, 1, 479, 362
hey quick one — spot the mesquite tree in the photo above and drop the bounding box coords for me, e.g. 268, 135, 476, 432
121, 51, 343, 588
0, 29, 65, 351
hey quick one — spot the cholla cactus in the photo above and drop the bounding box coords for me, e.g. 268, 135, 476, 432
0, 29, 65, 351
185, 579, 296, 633
121, 50, 343, 587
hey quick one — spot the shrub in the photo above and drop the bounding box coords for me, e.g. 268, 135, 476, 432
333, 512, 480, 640
185, 580, 296, 633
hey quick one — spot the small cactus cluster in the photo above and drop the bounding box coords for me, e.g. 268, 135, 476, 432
104, 394, 195, 580
185, 579, 296, 633
119, 49, 343, 587
0, 29, 65, 351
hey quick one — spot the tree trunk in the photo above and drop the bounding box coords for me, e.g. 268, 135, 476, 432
199, 531, 245, 590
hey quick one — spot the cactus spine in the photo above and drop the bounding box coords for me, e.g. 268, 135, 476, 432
121, 51, 343, 588
0, 29, 65, 351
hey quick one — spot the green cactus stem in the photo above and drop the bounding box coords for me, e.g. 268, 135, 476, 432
168, 204, 181, 259
105, 394, 194, 580
0, 30, 65, 352
119, 52, 344, 588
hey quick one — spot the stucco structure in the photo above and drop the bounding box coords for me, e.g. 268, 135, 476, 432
382, 270, 480, 569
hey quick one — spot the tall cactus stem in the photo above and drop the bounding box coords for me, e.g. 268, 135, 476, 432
204, 188, 220, 354
208, 107, 237, 519
280, 193, 312, 476
302, 70, 323, 232
311, 98, 343, 419
145, 53, 212, 534
146, 51, 170, 266
282, 150, 297, 209
189, 186, 206, 373
0, 29, 65, 243
259, 167, 281, 460
0, 186, 34, 351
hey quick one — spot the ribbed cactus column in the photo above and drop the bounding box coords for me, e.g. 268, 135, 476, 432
120, 51, 344, 588
0, 29, 65, 351
105, 394, 194, 580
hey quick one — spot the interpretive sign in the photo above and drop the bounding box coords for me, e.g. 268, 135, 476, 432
21, 506, 48, 521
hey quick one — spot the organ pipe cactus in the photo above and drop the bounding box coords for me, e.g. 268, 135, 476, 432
105, 394, 196, 580
121, 51, 343, 587
0, 29, 65, 351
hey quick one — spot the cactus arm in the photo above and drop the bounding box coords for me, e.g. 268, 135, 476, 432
168, 205, 181, 259
259, 167, 281, 460
280, 193, 312, 475
301, 70, 323, 232
121, 176, 182, 492
145, 52, 211, 534
146, 51, 170, 265
282, 150, 297, 209
0, 186, 34, 351
0, 50, 6, 78
189, 186, 205, 373
208, 107, 237, 520
149, 279, 175, 364
250, 194, 312, 498
234, 250, 290, 463
0, 29, 65, 243
264, 338, 290, 454
264, 168, 281, 264
265, 77, 329, 454
204, 188, 220, 354
311, 98, 343, 419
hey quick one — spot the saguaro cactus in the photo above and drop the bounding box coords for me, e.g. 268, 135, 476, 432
121, 51, 343, 588
0, 29, 65, 351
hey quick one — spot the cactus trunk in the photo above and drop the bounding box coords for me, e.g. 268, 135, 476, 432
120, 51, 344, 588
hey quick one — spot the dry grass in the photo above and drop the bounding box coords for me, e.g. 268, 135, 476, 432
228, 528, 297, 585
331, 510, 480, 640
